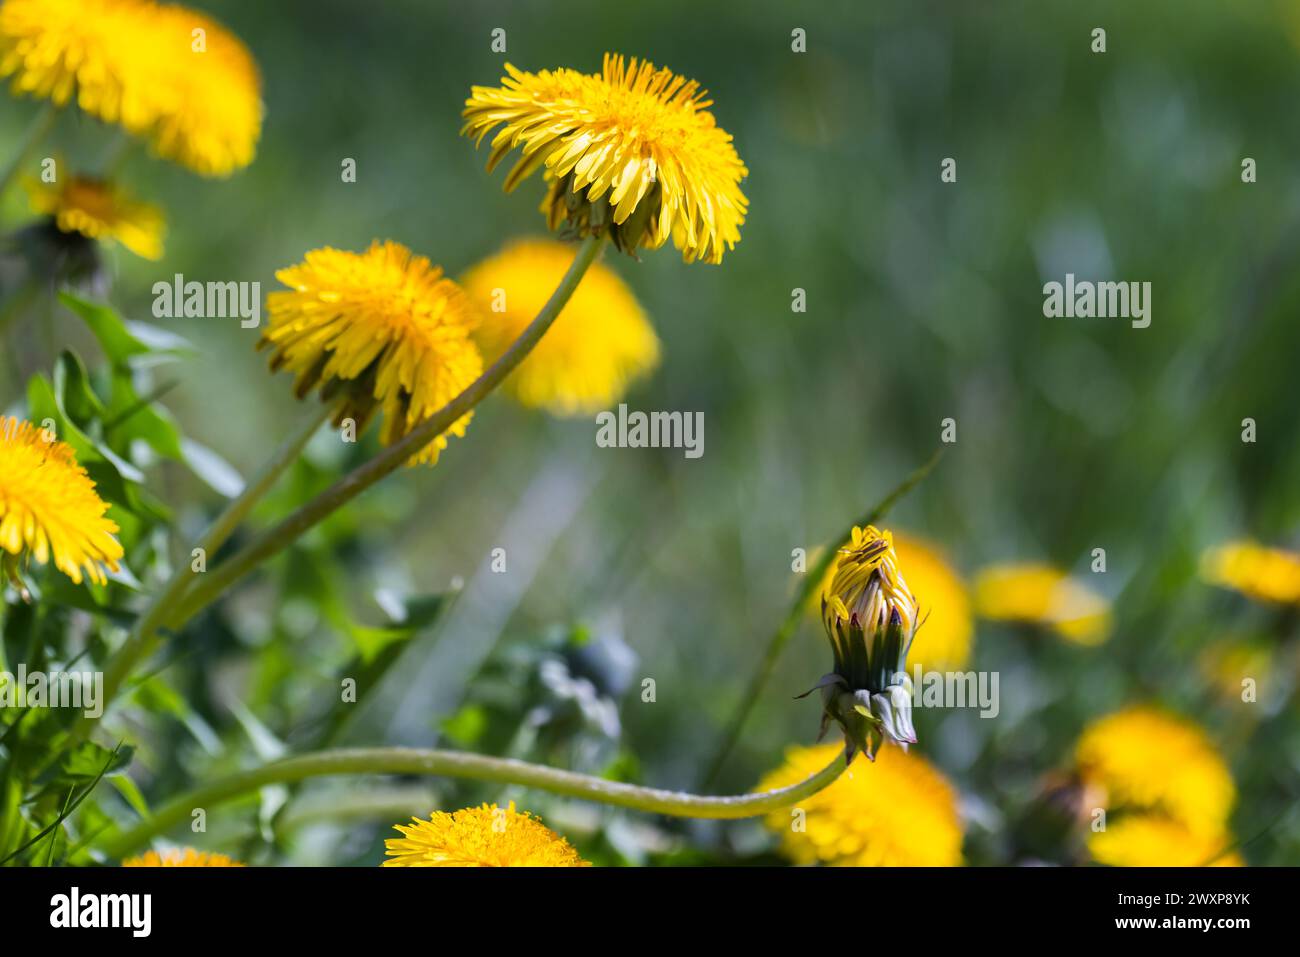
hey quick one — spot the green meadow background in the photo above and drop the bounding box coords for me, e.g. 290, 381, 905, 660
2, 0, 1298, 864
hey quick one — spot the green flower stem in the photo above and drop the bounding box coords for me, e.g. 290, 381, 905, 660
165, 234, 606, 633
92, 405, 331, 724
701, 448, 944, 786
0, 103, 58, 210
97, 746, 847, 858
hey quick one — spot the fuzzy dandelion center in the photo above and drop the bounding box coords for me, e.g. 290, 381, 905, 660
0, 416, 123, 586
261, 241, 483, 467
463, 53, 748, 264
383, 802, 588, 867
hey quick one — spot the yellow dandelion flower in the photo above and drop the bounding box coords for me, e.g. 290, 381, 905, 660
1088, 815, 1242, 867
1075, 706, 1236, 836
262, 242, 483, 467
462, 238, 660, 415
0, 0, 164, 133
1201, 539, 1300, 605
142, 3, 262, 177
383, 802, 588, 867
122, 848, 244, 866
0, 0, 262, 177
463, 53, 748, 264
972, 561, 1111, 645
0, 416, 123, 587
26, 174, 164, 260
814, 532, 972, 672
758, 742, 963, 867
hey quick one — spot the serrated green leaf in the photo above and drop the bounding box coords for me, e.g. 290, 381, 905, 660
54, 741, 134, 782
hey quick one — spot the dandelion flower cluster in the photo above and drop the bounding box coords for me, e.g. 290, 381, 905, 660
0, 0, 262, 176
261, 241, 483, 466
973, 561, 1111, 645
758, 743, 963, 867
463, 53, 748, 264
0, 416, 123, 586
462, 238, 660, 415
26, 175, 165, 260
122, 848, 244, 867
1075, 706, 1240, 866
383, 802, 588, 867
1201, 539, 1300, 605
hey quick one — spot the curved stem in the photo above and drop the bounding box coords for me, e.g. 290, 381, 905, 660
0, 103, 57, 210
167, 234, 605, 632
702, 448, 944, 786
97, 745, 846, 858
36, 407, 331, 770
95, 405, 331, 711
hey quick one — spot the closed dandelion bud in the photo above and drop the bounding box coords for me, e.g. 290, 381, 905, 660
807, 525, 920, 761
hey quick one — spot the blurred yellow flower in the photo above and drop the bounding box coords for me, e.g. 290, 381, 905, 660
0, 416, 123, 587
262, 241, 483, 467
144, 3, 262, 176
1088, 815, 1242, 868
383, 802, 588, 867
1199, 641, 1274, 703
0, 0, 162, 134
463, 53, 748, 264
1201, 540, 1300, 605
0, 0, 262, 177
973, 562, 1111, 645
122, 848, 244, 866
462, 238, 660, 415
26, 175, 164, 260
758, 742, 963, 866
1075, 706, 1235, 837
